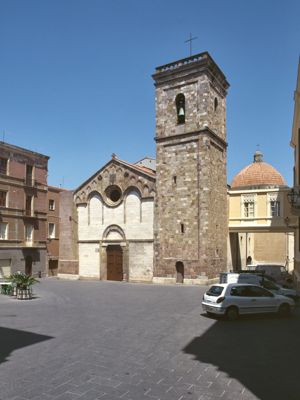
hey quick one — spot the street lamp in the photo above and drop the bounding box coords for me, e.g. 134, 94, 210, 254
287, 188, 300, 207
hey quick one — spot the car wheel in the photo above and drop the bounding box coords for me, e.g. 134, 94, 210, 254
278, 303, 291, 317
226, 306, 239, 321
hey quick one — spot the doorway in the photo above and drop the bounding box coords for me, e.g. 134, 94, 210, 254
176, 261, 184, 283
107, 245, 123, 281
49, 260, 58, 276
25, 256, 33, 276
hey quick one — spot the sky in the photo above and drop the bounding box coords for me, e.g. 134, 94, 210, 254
0, 0, 299, 189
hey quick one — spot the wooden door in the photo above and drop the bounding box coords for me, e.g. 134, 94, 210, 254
107, 246, 123, 281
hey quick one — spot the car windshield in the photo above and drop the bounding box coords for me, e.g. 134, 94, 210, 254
206, 286, 224, 296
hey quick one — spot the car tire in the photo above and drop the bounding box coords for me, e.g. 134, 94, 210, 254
226, 306, 239, 321
278, 303, 291, 317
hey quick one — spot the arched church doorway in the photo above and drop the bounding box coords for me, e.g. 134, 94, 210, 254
107, 245, 123, 281
176, 261, 184, 283
25, 256, 33, 276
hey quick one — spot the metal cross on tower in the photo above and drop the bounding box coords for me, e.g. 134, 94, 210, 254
185, 33, 198, 56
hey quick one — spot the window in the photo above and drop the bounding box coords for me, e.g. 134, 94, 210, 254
25, 224, 33, 243
0, 158, 8, 175
230, 286, 248, 297
0, 259, 11, 278
0, 223, 8, 240
48, 223, 55, 239
176, 93, 185, 124
247, 286, 273, 297
268, 193, 281, 217
207, 285, 224, 297
49, 199, 55, 211
0, 190, 7, 207
242, 195, 255, 218
105, 185, 122, 204
25, 195, 33, 216
180, 223, 185, 234
244, 201, 254, 217
214, 97, 218, 111
26, 165, 33, 186
270, 200, 280, 217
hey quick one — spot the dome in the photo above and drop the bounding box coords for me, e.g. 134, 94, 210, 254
231, 151, 286, 189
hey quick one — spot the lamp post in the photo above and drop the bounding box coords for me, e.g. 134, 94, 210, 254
287, 188, 300, 207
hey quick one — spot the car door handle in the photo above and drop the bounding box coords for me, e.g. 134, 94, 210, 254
251, 299, 256, 302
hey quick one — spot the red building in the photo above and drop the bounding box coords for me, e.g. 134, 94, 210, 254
0, 142, 49, 277
47, 186, 67, 276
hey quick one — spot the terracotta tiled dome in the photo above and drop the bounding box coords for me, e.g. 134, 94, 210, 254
231, 151, 286, 189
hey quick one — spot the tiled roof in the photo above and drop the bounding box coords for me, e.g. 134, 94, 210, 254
231, 157, 286, 189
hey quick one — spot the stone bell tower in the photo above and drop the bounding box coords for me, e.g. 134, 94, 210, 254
152, 52, 230, 284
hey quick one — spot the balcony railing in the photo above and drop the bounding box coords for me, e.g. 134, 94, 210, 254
24, 178, 38, 187
23, 209, 39, 218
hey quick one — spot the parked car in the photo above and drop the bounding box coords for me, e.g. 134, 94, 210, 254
255, 264, 293, 287
219, 272, 299, 301
261, 279, 299, 302
202, 283, 295, 320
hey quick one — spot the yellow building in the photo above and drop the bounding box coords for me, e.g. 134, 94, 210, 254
228, 151, 295, 271
289, 60, 300, 287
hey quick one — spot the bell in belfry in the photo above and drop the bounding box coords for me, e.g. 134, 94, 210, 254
178, 107, 185, 116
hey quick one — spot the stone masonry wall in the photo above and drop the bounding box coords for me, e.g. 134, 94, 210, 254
59, 190, 79, 275
153, 53, 229, 282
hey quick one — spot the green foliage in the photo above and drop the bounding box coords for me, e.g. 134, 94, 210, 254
9, 273, 39, 289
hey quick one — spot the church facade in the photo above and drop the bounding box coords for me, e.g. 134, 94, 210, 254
59, 52, 230, 284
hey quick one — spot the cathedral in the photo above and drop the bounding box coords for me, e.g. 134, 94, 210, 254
59, 51, 230, 285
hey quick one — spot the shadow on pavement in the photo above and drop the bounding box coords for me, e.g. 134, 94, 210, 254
0, 327, 53, 364
183, 312, 300, 400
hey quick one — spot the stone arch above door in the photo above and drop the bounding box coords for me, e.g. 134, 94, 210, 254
102, 225, 126, 241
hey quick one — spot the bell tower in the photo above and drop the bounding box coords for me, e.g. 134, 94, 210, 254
152, 52, 230, 284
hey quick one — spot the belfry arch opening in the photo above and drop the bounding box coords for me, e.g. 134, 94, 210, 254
176, 94, 185, 124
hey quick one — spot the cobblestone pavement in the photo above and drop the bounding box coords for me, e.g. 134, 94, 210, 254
0, 279, 299, 400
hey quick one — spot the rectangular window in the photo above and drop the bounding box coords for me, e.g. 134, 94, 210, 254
0, 223, 8, 240
242, 194, 255, 218
244, 201, 254, 218
25, 195, 32, 216
26, 165, 33, 186
0, 259, 11, 278
270, 200, 280, 217
0, 158, 8, 175
49, 199, 55, 211
48, 223, 55, 239
0, 190, 7, 207
25, 224, 33, 243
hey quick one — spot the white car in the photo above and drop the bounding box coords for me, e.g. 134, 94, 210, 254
202, 283, 295, 320
261, 279, 299, 302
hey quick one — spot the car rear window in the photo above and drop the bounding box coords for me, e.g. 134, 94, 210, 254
206, 286, 224, 296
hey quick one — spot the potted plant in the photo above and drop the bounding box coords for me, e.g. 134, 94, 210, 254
9, 272, 39, 300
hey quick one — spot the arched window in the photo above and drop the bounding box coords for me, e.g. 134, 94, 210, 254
176, 94, 185, 124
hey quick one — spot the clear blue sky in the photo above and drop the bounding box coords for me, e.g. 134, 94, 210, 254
1, 0, 299, 189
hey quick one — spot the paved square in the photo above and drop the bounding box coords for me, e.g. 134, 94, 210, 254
0, 279, 299, 400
